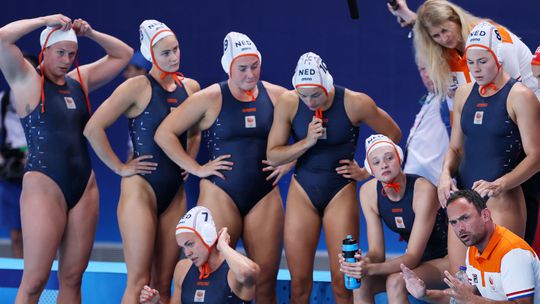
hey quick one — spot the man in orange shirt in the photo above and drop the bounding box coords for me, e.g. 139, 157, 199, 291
402, 189, 540, 303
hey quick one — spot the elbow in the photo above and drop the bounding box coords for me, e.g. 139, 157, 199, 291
238, 263, 260, 286
83, 123, 96, 141
265, 149, 280, 167
390, 126, 402, 143
153, 127, 165, 148
154, 125, 171, 150
122, 46, 134, 63
401, 254, 422, 270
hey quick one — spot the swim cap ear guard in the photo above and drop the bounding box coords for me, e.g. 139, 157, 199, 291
363, 134, 403, 176
221, 32, 261, 75
291, 52, 333, 95
176, 206, 217, 248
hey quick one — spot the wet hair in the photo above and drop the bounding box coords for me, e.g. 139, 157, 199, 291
446, 189, 487, 214
413, 0, 481, 96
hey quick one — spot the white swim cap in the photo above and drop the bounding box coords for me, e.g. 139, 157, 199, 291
176, 206, 217, 249
139, 20, 175, 62
465, 22, 503, 68
40, 26, 77, 48
291, 52, 333, 95
221, 32, 262, 75
364, 134, 403, 175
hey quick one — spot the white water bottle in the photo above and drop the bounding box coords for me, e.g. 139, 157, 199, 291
449, 266, 468, 304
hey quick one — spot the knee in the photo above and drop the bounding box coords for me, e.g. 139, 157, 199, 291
126, 272, 151, 290
20, 273, 49, 296
330, 273, 353, 301
386, 273, 406, 296
255, 273, 277, 296
58, 269, 84, 289
290, 276, 312, 297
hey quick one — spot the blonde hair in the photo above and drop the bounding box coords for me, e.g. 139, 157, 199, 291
413, 0, 480, 96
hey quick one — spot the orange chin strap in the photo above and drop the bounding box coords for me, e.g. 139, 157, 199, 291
39, 27, 91, 114
149, 29, 184, 88
381, 180, 401, 196
244, 89, 256, 101
315, 108, 323, 120
479, 82, 498, 95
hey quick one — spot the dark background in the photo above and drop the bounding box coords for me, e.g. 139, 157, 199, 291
0, 0, 538, 250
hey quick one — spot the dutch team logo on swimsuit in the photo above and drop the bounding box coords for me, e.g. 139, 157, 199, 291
64, 97, 77, 109
245, 115, 256, 128
474, 111, 484, 125
194, 289, 205, 302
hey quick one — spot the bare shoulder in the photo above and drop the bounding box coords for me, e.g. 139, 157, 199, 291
359, 178, 378, 201
173, 259, 193, 286
182, 77, 201, 95
454, 82, 474, 108
192, 82, 221, 100
261, 80, 288, 102
345, 88, 371, 101
413, 176, 436, 191
113, 74, 151, 101
344, 88, 376, 111
277, 90, 299, 105
360, 178, 377, 193
508, 81, 537, 102
275, 90, 299, 117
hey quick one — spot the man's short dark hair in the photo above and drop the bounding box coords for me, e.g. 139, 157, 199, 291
446, 189, 487, 213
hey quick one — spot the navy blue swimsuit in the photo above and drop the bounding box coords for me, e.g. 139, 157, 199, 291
377, 174, 448, 261
457, 79, 522, 189
129, 74, 188, 215
291, 86, 358, 215
182, 260, 251, 303
203, 81, 274, 216
21, 74, 91, 210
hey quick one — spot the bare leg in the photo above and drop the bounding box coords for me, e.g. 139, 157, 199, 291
447, 222, 467, 274
322, 183, 358, 304
285, 178, 321, 304
488, 187, 526, 237
118, 177, 157, 304
10, 229, 23, 258
243, 187, 284, 304
150, 188, 186, 304
16, 172, 68, 304
386, 257, 447, 304
198, 180, 243, 247
57, 173, 99, 303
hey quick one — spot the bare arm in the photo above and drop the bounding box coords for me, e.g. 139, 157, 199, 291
155, 84, 232, 178
182, 79, 202, 160
218, 228, 260, 301
360, 180, 386, 263
84, 76, 157, 176
0, 15, 74, 84
140, 260, 190, 304
67, 18, 133, 92
347, 90, 401, 143
0, 15, 72, 115
473, 84, 540, 197
368, 179, 439, 275
438, 84, 471, 205
266, 90, 323, 166
339, 180, 386, 279
386, 0, 417, 27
